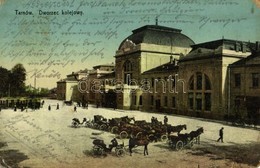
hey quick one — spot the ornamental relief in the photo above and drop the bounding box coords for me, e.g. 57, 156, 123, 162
120, 39, 136, 51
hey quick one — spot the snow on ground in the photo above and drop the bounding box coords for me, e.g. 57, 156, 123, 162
0, 99, 259, 168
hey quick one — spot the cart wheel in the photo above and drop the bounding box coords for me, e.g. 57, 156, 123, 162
100, 124, 107, 131
116, 149, 125, 157
111, 126, 119, 134
85, 122, 93, 128
148, 134, 155, 142
176, 141, 183, 151
136, 132, 143, 139
160, 134, 168, 142
72, 121, 79, 128
120, 131, 128, 139
93, 145, 104, 156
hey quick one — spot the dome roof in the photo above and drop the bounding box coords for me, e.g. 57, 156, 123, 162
118, 25, 194, 50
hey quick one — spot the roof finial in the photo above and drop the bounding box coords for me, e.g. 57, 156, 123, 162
155, 16, 158, 25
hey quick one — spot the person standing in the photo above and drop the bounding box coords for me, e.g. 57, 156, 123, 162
129, 135, 135, 156
41, 100, 45, 108
74, 106, 77, 112
164, 116, 168, 125
217, 127, 224, 143
48, 105, 51, 111
109, 138, 118, 150
56, 103, 59, 110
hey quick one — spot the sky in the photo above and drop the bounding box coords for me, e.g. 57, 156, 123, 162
0, 0, 259, 88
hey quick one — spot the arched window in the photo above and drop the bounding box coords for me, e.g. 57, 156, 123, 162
188, 73, 212, 112
205, 75, 211, 90
124, 60, 132, 71
123, 60, 133, 85
196, 72, 202, 90
189, 75, 194, 90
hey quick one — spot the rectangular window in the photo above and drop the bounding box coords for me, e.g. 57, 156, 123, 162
151, 78, 154, 87
151, 96, 154, 105
172, 76, 176, 90
235, 73, 241, 87
197, 73, 202, 90
188, 93, 193, 110
139, 96, 142, 105
164, 77, 168, 90
196, 93, 202, 110
172, 97, 176, 108
164, 96, 168, 106
205, 93, 211, 111
252, 73, 259, 88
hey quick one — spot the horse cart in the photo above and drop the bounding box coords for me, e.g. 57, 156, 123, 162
92, 115, 109, 130
71, 118, 83, 128
168, 134, 195, 151
92, 138, 126, 157
168, 127, 204, 151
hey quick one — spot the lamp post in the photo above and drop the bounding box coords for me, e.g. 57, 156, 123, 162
8, 84, 10, 97
34, 69, 37, 96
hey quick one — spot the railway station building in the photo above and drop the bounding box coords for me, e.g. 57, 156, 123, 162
112, 24, 259, 121
57, 24, 260, 123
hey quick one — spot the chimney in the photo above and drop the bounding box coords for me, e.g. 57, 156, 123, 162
242, 43, 246, 53
155, 16, 158, 25
235, 42, 240, 52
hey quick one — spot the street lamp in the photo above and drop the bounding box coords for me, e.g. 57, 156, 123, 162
8, 84, 10, 97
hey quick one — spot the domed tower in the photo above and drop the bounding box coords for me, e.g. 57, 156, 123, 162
115, 25, 194, 110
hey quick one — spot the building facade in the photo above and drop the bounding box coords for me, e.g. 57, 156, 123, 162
141, 58, 179, 113
177, 39, 254, 119
57, 24, 259, 123
56, 69, 88, 101
140, 39, 255, 120
84, 64, 115, 104
114, 25, 195, 110
229, 49, 260, 124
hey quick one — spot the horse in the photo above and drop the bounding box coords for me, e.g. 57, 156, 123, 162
189, 127, 204, 144
109, 116, 135, 128
167, 124, 187, 136
128, 136, 149, 156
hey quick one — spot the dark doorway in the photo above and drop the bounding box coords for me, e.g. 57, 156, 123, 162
246, 96, 260, 125
103, 90, 116, 108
